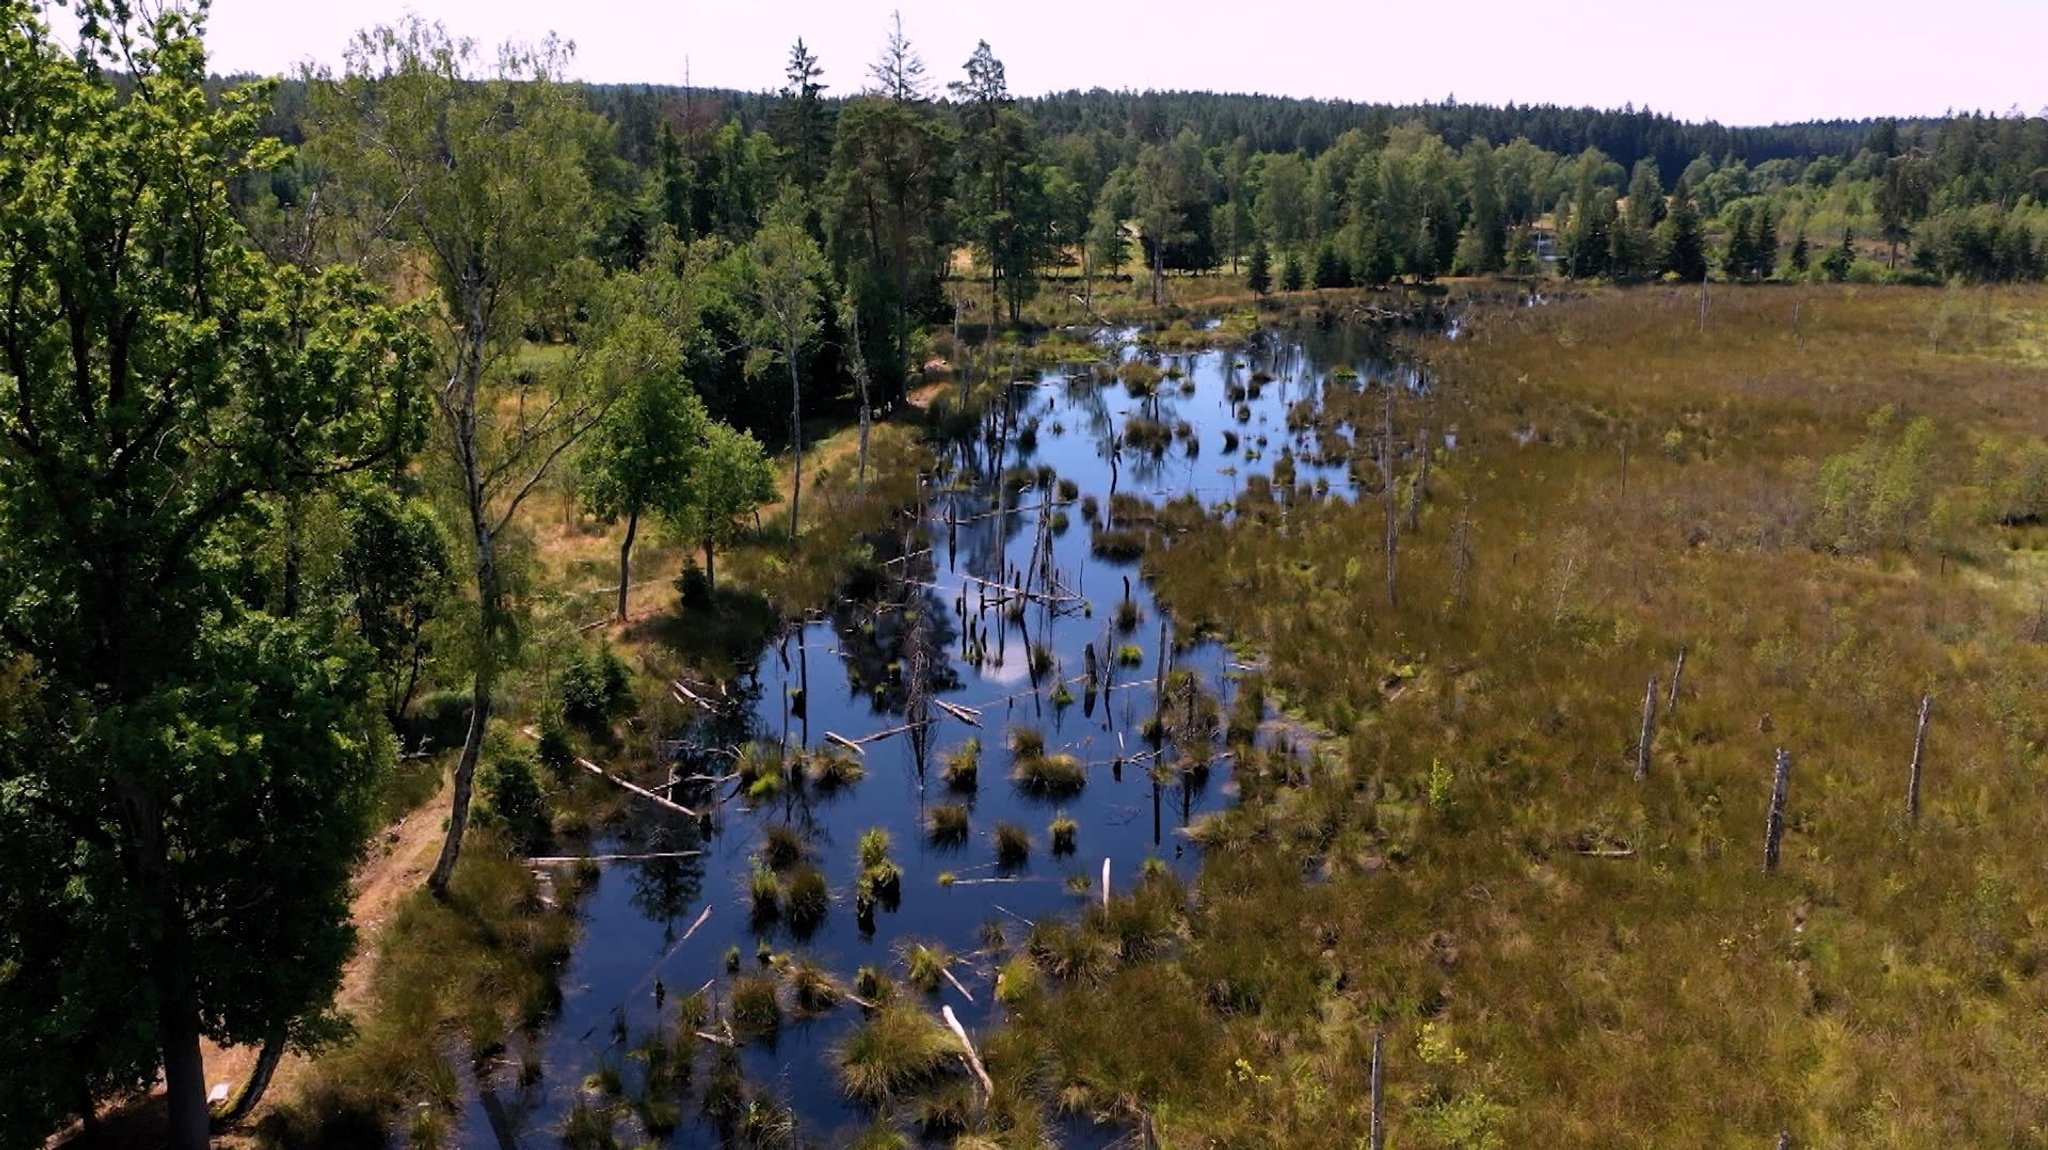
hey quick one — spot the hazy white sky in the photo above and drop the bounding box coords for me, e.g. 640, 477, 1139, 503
177, 0, 2044, 126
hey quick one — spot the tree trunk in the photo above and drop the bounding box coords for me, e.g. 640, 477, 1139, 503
428, 666, 492, 898
702, 537, 717, 594
1368, 1030, 1386, 1150
1764, 747, 1792, 875
1382, 384, 1398, 608
617, 507, 638, 621
1151, 237, 1165, 307
787, 350, 803, 546
159, 973, 209, 1150
1635, 676, 1658, 782
429, 500, 498, 898
212, 1023, 288, 1130
1907, 693, 1932, 824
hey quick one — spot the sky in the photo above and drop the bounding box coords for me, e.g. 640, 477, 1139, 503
162, 1, 2048, 126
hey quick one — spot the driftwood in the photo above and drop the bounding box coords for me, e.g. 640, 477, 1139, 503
943, 1005, 996, 1096
823, 731, 867, 755
1101, 858, 1112, 914
940, 966, 977, 1003
1764, 748, 1792, 875
1907, 693, 1932, 824
518, 727, 698, 818
1576, 848, 1636, 859
991, 902, 1037, 928
934, 698, 983, 727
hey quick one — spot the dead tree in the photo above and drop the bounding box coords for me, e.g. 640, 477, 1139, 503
1667, 646, 1688, 713
1635, 676, 1659, 782
1382, 383, 1399, 608
1368, 1030, 1386, 1150
1450, 493, 1474, 609
1764, 748, 1792, 875
1907, 693, 1932, 824
1405, 424, 1431, 532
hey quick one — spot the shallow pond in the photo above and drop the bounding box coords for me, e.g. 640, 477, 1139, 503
455, 317, 1431, 1148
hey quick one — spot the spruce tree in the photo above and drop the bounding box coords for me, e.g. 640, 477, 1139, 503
1280, 251, 1306, 292
1822, 228, 1856, 281
1752, 204, 1777, 280
1659, 182, 1708, 281
1789, 230, 1811, 275
1246, 239, 1273, 294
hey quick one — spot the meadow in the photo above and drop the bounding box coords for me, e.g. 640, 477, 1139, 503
975, 282, 2048, 1147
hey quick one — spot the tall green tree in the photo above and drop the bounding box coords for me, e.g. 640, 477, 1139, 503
680, 422, 777, 593
1659, 179, 1708, 281
826, 13, 952, 397
580, 321, 708, 619
308, 19, 611, 898
950, 40, 1042, 323
0, 8, 426, 1146
775, 39, 831, 195
749, 193, 828, 545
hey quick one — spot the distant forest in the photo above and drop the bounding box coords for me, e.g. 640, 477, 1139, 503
235, 50, 2048, 436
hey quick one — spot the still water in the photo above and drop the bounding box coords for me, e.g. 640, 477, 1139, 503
456, 317, 1427, 1148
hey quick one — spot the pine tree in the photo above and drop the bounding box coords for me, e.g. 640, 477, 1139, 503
1246, 239, 1272, 294
1659, 182, 1708, 281
1822, 228, 1855, 281
1312, 242, 1347, 288
1789, 230, 1811, 275
1280, 250, 1306, 292
1752, 204, 1777, 280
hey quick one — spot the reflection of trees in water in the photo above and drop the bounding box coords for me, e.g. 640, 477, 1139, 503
829, 570, 960, 719
627, 822, 707, 936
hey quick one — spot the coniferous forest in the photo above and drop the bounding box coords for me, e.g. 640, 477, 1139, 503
5, 3, 2048, 1149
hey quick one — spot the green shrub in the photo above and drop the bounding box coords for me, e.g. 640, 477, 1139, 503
561, 645, 634, 733
476, 729, 548, 852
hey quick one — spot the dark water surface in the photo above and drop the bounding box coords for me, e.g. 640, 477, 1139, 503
455, 319, 1428, 1148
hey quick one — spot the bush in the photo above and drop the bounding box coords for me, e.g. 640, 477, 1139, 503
561, 645, 633, 733
675, 563, 712, 609
477, 729, 548, 852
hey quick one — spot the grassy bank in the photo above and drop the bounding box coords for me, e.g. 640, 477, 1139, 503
981, 283, 2048, 1146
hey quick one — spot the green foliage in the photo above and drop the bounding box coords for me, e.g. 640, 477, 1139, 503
476, 729, 550, 851
835, 1002, 963, 1104
943, 738, 981, 790
1813, 404, 1939, 552
1246, 240, 1273, 294
560, 645, 635, 733
0, 9, 429, 1142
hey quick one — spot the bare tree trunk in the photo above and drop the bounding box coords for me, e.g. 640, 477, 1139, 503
617, 507, 638, 621
702, 537, 717, 594
1764, 748, 1792, 875
1368, 1030, 1386, 1150
787, 350, 803, 546
1667, 646, 1687, 714
1635, 676, 1658, 782
428, 473, 499, 898
1907, 693, 1932, 824
1406, 424, 1430, 532
1382, 384, 1398, 608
